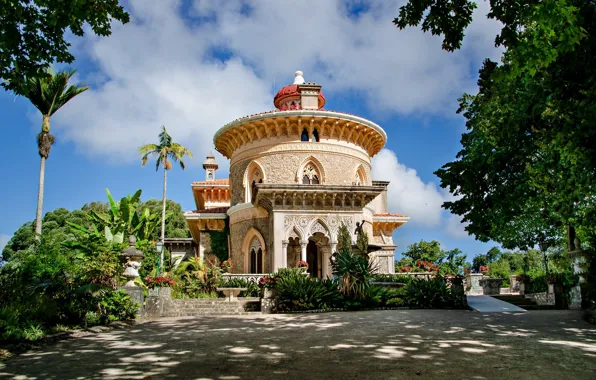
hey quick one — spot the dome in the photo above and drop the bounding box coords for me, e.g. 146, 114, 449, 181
273, 71, 326, 110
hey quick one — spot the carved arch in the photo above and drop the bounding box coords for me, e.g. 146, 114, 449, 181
296, 156, 326, 184
353, 164, 369, 186
307, 219, 331, 238
243, 160, 266, 202
242, 227, 267, 273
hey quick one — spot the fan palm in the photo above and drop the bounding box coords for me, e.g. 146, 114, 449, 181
139, 126, 192, 273
23, 68, 89, 240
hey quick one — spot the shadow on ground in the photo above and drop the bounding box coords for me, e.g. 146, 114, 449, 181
0, 310, 595, 379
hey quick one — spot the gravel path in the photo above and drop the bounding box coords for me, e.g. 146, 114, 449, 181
1, 310, 595, 379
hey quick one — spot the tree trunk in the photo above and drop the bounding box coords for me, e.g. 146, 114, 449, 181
34, 156, 46, 241
160, 162, 167, 273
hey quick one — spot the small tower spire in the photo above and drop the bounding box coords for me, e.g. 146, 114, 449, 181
202, 151, 218, 181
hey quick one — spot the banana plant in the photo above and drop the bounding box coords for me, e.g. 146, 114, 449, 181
86, 188, 165, 245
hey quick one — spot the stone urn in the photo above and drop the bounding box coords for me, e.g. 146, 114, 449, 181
119, 236, 145, 287
479, 278, 503, 295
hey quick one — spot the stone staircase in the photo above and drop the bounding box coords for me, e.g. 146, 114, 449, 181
491, 294, 556, 310
162, 298, 261, 317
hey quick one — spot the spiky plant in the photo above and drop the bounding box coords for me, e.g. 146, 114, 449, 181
23, 68, 89, 240
139, 126, 192, 273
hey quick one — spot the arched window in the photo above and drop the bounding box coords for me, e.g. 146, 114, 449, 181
245, 162, 265, 202
207, 172, 213, 180
312, 129, 320, 142
249, 245, 263, 273
354, 172, 361, 185
250, 249, 257, 273
302, 164, 321, 184
301, 128, 309, 142
354, 166, 366, 186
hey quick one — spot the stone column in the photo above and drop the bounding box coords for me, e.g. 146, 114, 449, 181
272, 212, 285, 272
300, 240, 308, 262
330, 241, 337, 254
282, 240, 289, 268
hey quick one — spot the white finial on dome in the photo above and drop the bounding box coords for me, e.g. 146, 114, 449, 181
293, 70, 305, 85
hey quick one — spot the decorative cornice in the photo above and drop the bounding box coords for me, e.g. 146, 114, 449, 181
214, 111, 387, 159
252, 184, 384, 212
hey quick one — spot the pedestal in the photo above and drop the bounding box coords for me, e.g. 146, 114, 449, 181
119, 286, 144, 318
479, 278, 502, 295
261, 288, 276, 314
465, 273, 485, 294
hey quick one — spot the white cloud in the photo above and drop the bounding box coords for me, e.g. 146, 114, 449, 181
372, 149, 445, 226
372, 148, 471, 238
0, 234, 11, 252
444, 214, 470, 239
48, 0, 501, 163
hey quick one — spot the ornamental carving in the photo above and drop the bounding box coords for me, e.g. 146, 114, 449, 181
283, 214, 356, 240
249, 236, 262, 252
230, 142, 371, 168
310, 221, 328, 235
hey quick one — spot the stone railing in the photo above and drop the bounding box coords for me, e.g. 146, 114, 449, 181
221, 273, 267, 284
390, 273, 437, 281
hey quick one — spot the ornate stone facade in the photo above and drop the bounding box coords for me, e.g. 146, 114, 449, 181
184, 71, 409, 276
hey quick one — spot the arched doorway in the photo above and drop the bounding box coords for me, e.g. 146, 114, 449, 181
306, 240, 319, 278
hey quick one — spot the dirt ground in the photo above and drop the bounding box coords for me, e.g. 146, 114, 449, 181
0, 309, 595, 379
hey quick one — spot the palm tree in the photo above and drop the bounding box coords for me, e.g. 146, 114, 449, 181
23, 68, 89, 240
140, 126, 192, 273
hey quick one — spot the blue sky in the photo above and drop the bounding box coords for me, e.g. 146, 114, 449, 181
0, 0, 504, 261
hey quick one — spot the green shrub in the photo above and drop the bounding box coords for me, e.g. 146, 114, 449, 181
405, 278, 452, 308
21, 324, 44, 341
371, 274, 415, 285
98, 290, 138, 323
331, 249, 375, 299
276, 270, 341, 311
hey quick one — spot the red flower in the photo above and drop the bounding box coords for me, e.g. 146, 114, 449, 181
296, 260, 309, 268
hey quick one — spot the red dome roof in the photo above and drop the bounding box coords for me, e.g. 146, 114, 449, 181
273, 84, 325, 110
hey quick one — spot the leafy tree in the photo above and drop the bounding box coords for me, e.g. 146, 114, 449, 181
398, 240, 445, 266
21, 69, 89, 240
337, 223, 352, 253
438, 248, 469, 276
1, 0, 129, 94
486, 247, 502, 263
139, 199, 191, 240
472, 254, 488, 273
139, 126, 192, 273
395, 1, 596, 250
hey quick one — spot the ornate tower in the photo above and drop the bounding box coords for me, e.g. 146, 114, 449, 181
202, 151, 218, 181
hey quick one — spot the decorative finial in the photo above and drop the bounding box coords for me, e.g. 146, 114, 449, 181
293, 70, 305, 85
129, 235, 137, 247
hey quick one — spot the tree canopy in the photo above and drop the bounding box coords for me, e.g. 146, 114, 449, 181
1, 0, 129, 94
395, 1, 596, 250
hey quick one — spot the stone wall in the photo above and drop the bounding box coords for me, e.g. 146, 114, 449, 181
229, 217, 271, 273
526, 292, 555, 305
230, 150, 371, 205
199, 231, 212, 258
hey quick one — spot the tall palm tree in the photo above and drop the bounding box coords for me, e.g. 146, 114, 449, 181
140, 126, 192, 273
23, 68, 89, 240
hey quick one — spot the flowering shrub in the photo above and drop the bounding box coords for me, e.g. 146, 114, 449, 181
296, 260, 309, 269
479, 265, 489, 273
258, 275, 278, 289
416, 261, 439, 273
144, 276, 175, 289
220, 260, 233, 273
400, 266, 413, 273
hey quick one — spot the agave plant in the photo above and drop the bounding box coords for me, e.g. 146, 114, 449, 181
331, 249, 377, 298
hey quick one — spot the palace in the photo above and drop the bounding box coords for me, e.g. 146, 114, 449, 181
180, 71, 409, 276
